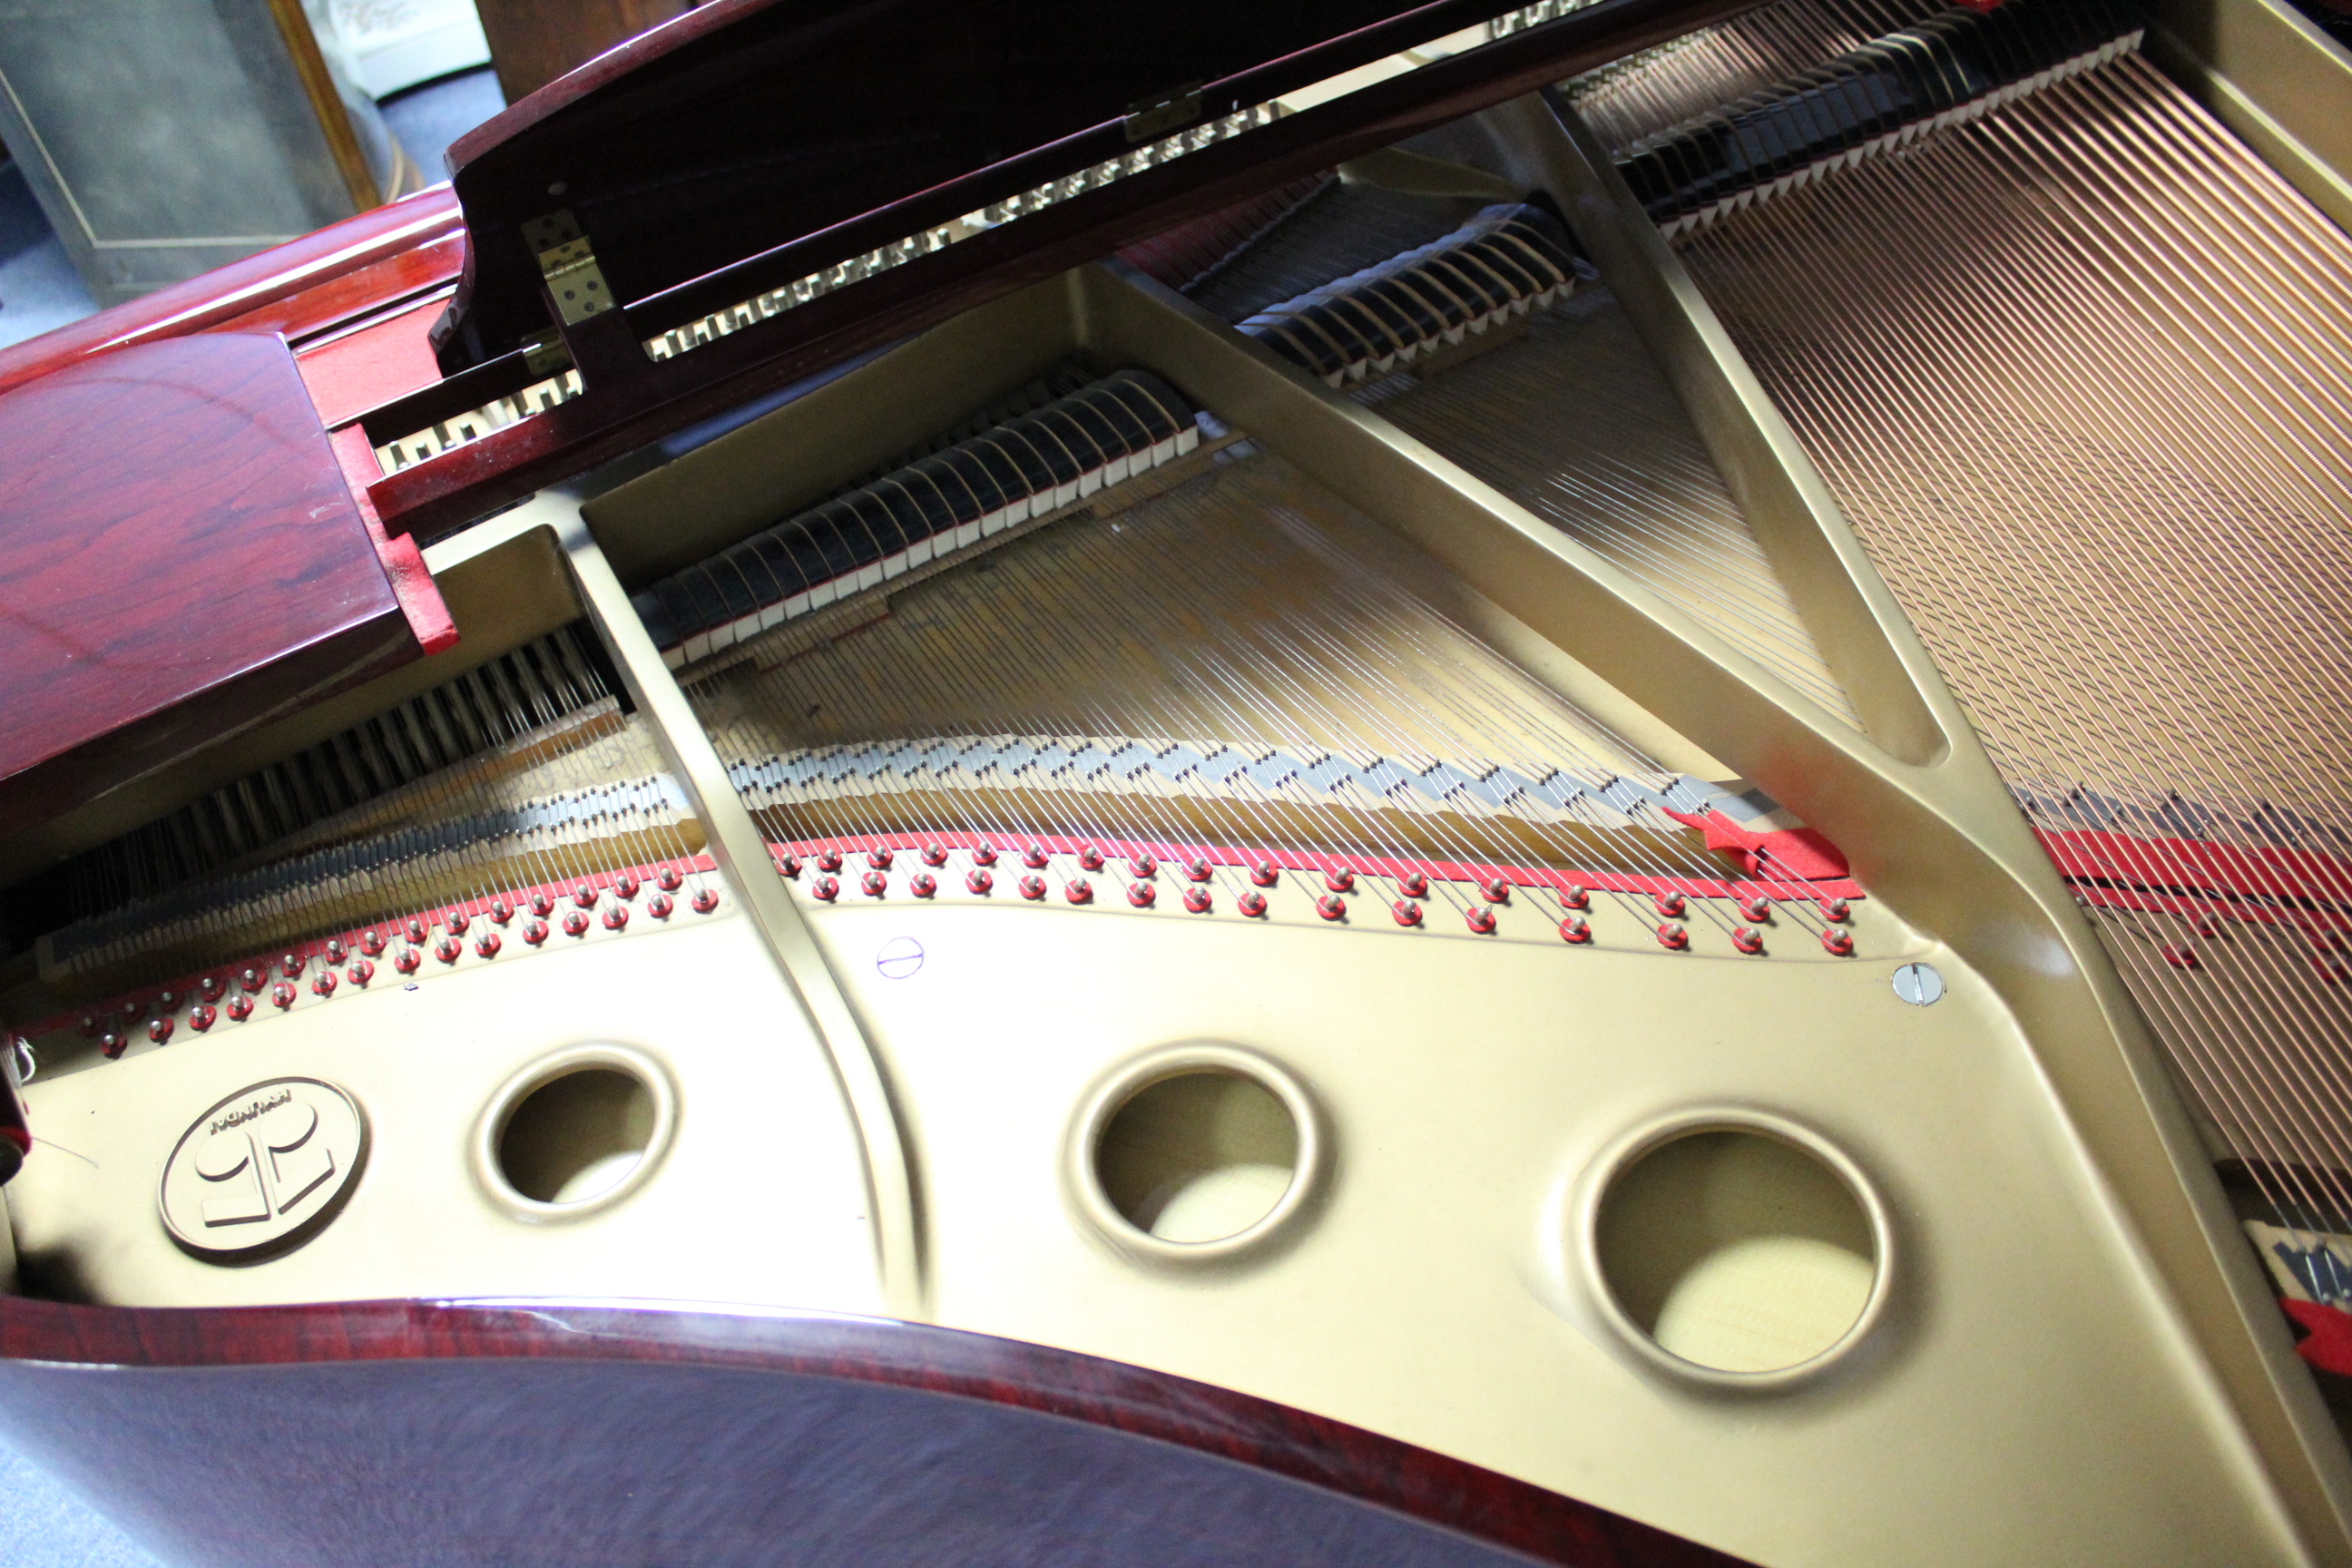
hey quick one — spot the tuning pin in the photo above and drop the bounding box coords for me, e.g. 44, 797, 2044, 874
475, 932, 503, 958
810, 877, 839, 904
971, 841, 998, 867
1250, 859, 1279, 887
434, 937, 462, 965
490, 901, 514, 926
360, 930, 387, 958
1481, 877, 1512, 904
1740, 897, 1771, 923
691, 887, 720, 914
1559, 916, 1592, 945
1397, 871, 1430, 899
311, 972, 338, 997
1238, 890, 1269, 918
99, 1032, 124, 1059
523, 918, 550, 946
866, 849, 893, 871
270, 982, 297, 1010
603, 906, 629, 931
965, 869, 994, 895
1128, 880, 1155, 907
1559, 884, 1589, 911
861, 870, 888, 898
240, 967, 266, 994
1129, 855, 1158, 878
530, 892, 555, 918
910, 874, 937, 899
563, 909, 592, 936
199, 975, 227, 1001
921, 845, 949, 867
347, 959, 374, 986
1465, 905, 1498, 935
444, 910, 469, 936
1656, 922, 1689, 950
394, 948, 423, 975
1822, 898, 1851, 923
1316, 894, 1347, 921
1183, 887, 1213, 913
1654, 892, 1686, 919
147, 1016, 173, 1044
1184, 858, 1211, 883
189, 1004, 217, 1033
1064, 878, 1093, 905
325, 938, 347, 964
573, 884, 598, 909
1077, 846, 1104, 872
1731, 926, 1765, 956
647, 892, 675, 918
658, 866, 684, 893
1325, 867, 1355, 894
1022, 844, 1048, 869
1821, 928, 1855, 956
817, 849, 844, 873
405, 917, 427, 945
1018, 875, 1046, 901
225, 995, 255, 1022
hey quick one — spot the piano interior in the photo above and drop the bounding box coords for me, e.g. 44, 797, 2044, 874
2, 0, 2350, 1560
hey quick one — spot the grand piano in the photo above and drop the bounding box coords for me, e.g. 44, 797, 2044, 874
0, 0, 2348, 1562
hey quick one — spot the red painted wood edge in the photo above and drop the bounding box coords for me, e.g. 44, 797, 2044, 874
0, 1296, 1751, 1568
1661, 808, 1849, 880
2282, 1299, 2352, 1377
0, 188, 463, 397
331, 426, 459, 655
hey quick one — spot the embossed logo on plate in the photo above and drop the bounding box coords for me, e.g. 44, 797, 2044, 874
159, 1077, 368, 1262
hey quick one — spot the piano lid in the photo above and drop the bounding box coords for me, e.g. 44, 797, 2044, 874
378, 0, 1759, 535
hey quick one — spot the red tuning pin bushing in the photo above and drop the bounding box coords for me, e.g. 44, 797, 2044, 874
1740, 897, 1771, 922
1238, 890, 1269, 918
311, 972, 337, 996
921, 845, 948, 867
1481, 877, 1511, 904
1324, 868, 1355, 894
1392, 899, 1422, 927
1822, 898, 1850, 923
445, 911, 469, 936
348, 959, 374, 986
148, 1016, 172, 1044
279, 952, 305, 977
530, 893, 555, 917
779, 854, 802, 878
971, 841, 998, 867
1465, 906, 1498, 935
910, 874, 937, 899
648, 892, 675, 918
810, 877, 839, 903
603, 906, 629, 931
1022, 845, 1048, 869
240, 968, 266, 994
1127, 881, 1154, 907
1129, 855, 1157, 878
225, 996, 254, 1022
1182, 887, 1212, 913
199, 975, 226, 1002
861, 870, 888, 897
475, 932, 502, 958
816, 849, 843, 873
692, 887, 720, 914
1731, 926, 1765, 956
393, 949, 422, 975
1821, 928, 1855, 956
1559, 916, 1592, 944
1656, 922, 1688, 950
1184, 858, 1211, 882
613, 876, 639, 899
658, 867, 684, 892
325, 939, 346, 963
523, 919, 550, 946
966, 869, 995, 895
1316, 894, 1347, 921
435, 937, 462, 965
405, 917, 427, 944
271, 982, 298, 1009
361, 929, 388, 957
1078, 846, 1105, 872
1065, 878, 1093, 905
1397, 872, 1429, 899
189, 1004, 217, 1032
573, 884, 598, 909
100, 1032, 125, 1059
1250, 859, 1279, 887
490, 902, 513, 926
867, 848, 893, 870
563, 910, 592, 936
1018, 875, 1047, 900
1654, 893, 1686, 919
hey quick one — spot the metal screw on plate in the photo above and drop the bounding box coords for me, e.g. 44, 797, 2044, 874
1892, 962, 1945, 1006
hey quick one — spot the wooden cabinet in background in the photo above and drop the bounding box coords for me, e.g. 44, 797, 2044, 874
472, 0, 691, 101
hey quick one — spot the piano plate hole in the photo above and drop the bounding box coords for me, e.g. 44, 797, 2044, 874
475, 1046, 675, 1220
1588, 1116, 1888, 1383
1070, 1044, 1321, 1263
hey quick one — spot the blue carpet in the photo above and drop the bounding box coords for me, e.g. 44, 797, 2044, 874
0, 1443, 167, 1567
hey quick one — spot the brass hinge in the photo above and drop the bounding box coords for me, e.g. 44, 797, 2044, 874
1124, 82, 1204, 143
524, 209, 614, 327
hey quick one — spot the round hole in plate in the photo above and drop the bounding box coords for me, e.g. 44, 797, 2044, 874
475, 1045, 674, 1220
1070, 1044, 1321, 1263
1588, 1115, 1888, 1383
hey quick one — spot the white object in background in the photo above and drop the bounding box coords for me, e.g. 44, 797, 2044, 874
328, 0, 492, 99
